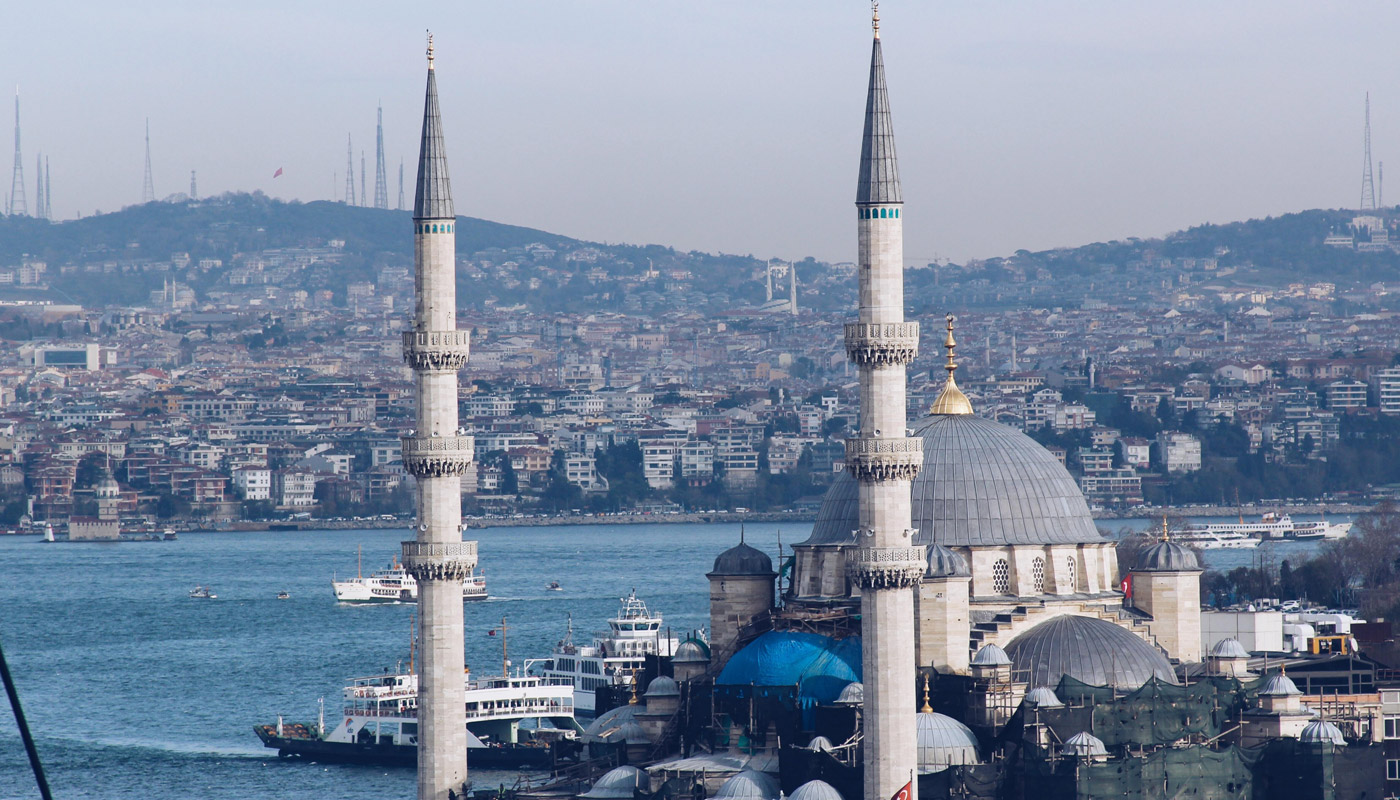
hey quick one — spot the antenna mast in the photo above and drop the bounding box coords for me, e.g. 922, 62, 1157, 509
9, 89, 25, 216
374, 104, 389, 209
1361, 93, 1377, 211
142, 118, 155, 203
190, 170, 197, 201
397, 159, 405, 211
344, 134, 355, 204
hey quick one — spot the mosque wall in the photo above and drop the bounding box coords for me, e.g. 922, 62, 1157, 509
916, 575, 971, 673
708, 573, 775, 654
1133, 571, 1202, 662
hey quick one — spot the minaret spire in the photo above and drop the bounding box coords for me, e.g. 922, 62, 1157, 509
856, 16, 900, 205
414, 32, 454, 220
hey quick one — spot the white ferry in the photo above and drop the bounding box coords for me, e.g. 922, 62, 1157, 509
1173, 530, 1261, 549
1180, 512, 1351, 546
331, 549, 487, 604
536, 590, 681, 716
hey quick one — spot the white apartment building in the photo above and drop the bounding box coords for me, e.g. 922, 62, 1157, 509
1376, 368, 1400, 415
564, 454, 602, 491
642, 441, 677, 489
232, 467, 272, 501
1156, 432, 1202, 473
1326, 380, 1368, 410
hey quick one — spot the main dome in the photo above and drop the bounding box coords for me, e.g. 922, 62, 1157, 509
804, 414, 1104, 547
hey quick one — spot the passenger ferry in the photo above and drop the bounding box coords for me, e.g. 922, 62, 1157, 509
254, 668, 582, 768
1179, 512, 1350, 546
536, 590, 681, 716
1173, 530, 1261, 549
331, 548, 487, 603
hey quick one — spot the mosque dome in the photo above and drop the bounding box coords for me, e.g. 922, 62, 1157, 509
714, 770, 780, 800
1004, 615, 1177, 689
915, 712, 981, 774
1134, 540, 1200, 572
1061, 732, 1108, 758
804, 414, 1103, 548
580, 766, 648, 799
1259, 672, 1302, 697
789, 780, 844, 800
717, 632, 860, 705
1210, 638, 1250, 659
971, 644, 1012, 667
1300, 720, 1347, 746
835, 681, 864, 706
582, 705, 650, 744
710, 541, 775, 576
644, 676, 680, 698
1024, 686, 1064, 709
673, 640, 711, 664
925, 543, 971, 579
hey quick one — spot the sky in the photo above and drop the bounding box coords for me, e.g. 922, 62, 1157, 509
2, 2, 1397, 263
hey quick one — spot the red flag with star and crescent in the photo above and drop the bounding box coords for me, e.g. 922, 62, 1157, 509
890, 780, 912, 800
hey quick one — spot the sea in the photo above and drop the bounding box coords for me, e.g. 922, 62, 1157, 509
0, 515, 1351, 799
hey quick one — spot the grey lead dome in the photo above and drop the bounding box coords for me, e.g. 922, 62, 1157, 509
804, 414, 1104, 548
1004, 615, 1177, 689
1135, 540, 1201, 572
709, 541, 774, 576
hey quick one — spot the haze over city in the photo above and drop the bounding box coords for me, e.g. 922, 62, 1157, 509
4, 1, 1398, 262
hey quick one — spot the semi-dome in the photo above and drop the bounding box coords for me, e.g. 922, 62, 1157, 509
971, 644, 1012, 667
1024, 686, 1064, 709
804, 414, 1103, 548
1259, 672, 1302, 697
790, 779, 844, 800
1210, 638, 1250, 659
1300, 720, 1346, 746
580, 766, 648, 799
710, 541, 775, 576
925, 543, 971, 579
1004, 615, 1177, 689
1135, 540, 1200, 572
915, 712, 981, 774
714, 770, 780, 800
673, 640, 711, 664
1061, 732, 1107, 757
835, 681, 864, 706
644, 676, 679, 698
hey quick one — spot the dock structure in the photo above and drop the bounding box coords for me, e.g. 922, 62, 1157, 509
400, 34, 477, 800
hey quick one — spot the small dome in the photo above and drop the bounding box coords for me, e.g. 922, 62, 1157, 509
673, 640, 711, 664
971, 644, 1011, 667
1210, 638, 1250, 659
96, 475, 121, 498
1024, 686, 1063, 709
789, 780, 844, 800
710, 541, 774, 576
644, 676, 680, 698
1004, 615, 1177, 689
835, 681, 864, 706
714, 770, 780, 800
583, 705, 649, 744
1259, 672, 1302, 697
1300, 720, 1347, 746
925, 543, 971, 579
1135, 540, 1200, 572
916, 712, 981, 774
1061, 732, 1107, 757
807, 735, 835, 751
580, 766, 648, 799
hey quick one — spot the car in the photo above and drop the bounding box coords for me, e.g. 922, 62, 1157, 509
1281, 601, 1300, 612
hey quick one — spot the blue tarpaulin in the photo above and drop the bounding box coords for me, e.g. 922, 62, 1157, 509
716, 632, 861, 705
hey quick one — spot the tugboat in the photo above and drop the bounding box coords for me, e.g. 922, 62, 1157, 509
332, 546, 487, 603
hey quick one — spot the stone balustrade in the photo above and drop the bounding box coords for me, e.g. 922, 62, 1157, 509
401, 434, 474, 478
844, 436, 922, 482
848, 545, 926, 589
402, 329, 471, 371
844, 321, 919, 366
401, 540, 478, 581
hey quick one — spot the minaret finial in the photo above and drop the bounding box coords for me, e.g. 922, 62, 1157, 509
1161, 515, 1171, 543
930, 314, 974, 415
872, 1, 880, 39
944, 314, 958, 379
426, 31, 435, 70
920, 673, 932, 713
740, 523, 745, 544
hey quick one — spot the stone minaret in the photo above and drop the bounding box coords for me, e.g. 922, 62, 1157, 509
788, 261, 798, 316
401, 34, 476, 800
843, 8, 924, 800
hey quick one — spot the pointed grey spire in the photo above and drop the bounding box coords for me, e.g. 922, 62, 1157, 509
856, 37, 901, 205
413, 47, 454, 220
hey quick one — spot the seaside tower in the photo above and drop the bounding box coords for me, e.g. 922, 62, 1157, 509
401, 34, 476, 800
843, 6, 924, 800
10, 90, 26, 217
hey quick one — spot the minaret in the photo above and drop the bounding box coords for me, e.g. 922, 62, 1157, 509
765, 260, 774, 303
402, 34, 475, 800
43, 157, 50, 219
789, 260, 798, 315
843, 6, 923, 800
374, 104, 390, 209
10, 89, 26, 217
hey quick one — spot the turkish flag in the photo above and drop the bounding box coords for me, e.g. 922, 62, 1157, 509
1120, 573, 1132, 600
273, 167, 284, 178
890, 780, 912, 800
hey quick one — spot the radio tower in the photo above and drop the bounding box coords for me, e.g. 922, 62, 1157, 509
374, 104, 389, 209
190, 170, 197, 201
398, 159, 405, 210
142, 119, 156, 203
10, 89, 26, 216
344, 135, 355, 204
34, 154, 43, 219
1361, 93, 1377, 211
360, 151, 367, 206
44, 157, 50, 219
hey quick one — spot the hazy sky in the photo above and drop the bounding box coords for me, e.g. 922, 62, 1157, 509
3, 2, 1396, 262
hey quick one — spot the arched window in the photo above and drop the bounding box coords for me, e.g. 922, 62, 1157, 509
1066, 557, 1078, 593
1032, 557, 1046, 594
992, 559, 1010, 595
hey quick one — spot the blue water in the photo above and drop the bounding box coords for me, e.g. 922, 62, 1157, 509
0, 523, 766, 800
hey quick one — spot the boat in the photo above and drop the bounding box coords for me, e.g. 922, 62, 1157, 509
162, 528, 178, 541
332, 547, 486, 604
536, 590, 681, 716
277, 591, 291, 600
189, 586, 217, 599
1172, 530, 1261, 549
1180, 512, 1351, 545
546, 581, 562, 591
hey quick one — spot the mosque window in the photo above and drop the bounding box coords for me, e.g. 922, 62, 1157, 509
1032, 558, 1046, 594
1066, 557, 1078, 592
992, 559, 1010, 595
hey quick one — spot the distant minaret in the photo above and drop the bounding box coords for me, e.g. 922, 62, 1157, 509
142, 119, 156, 203
374, 104, 390, 209
844, 6, 923, 800
402, 34, 474, 800
33, 153, 43, 220
10, 89, 26, 217
398, 159, 405, 211
190, 170, 197, 201
1361, 93, 1377, 211
788, 260, 798, 315
1382, 161, 1386, 208
344, 135, 355, 204
360, 151, 367, 207
43, 157, 50, 219
765, 260, 774, 303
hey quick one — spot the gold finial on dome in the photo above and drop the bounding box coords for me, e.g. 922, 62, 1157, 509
426, 31, 435, 70
920, 673, 932, 713
930, 313, 973, 415
1160, 515, 1171, 543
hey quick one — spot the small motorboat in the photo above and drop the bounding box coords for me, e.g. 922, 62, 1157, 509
189, 586, 217, 600
276, 591, 291, 600
546, 581, 563, 592
162, 528, 178, 540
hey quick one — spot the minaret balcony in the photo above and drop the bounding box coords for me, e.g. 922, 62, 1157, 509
401, 434, 474, 478
402, 330, 471, 371
847, 544, 926, 590
844, 322, 919, 366
401, 540, 478, 581
844, 436, 922, 482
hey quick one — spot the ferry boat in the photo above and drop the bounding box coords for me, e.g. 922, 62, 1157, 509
1180, 512, 1351, 546
1172, 530, 1261, 549
332, 549, 487, 604
536, 590, 681, 716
